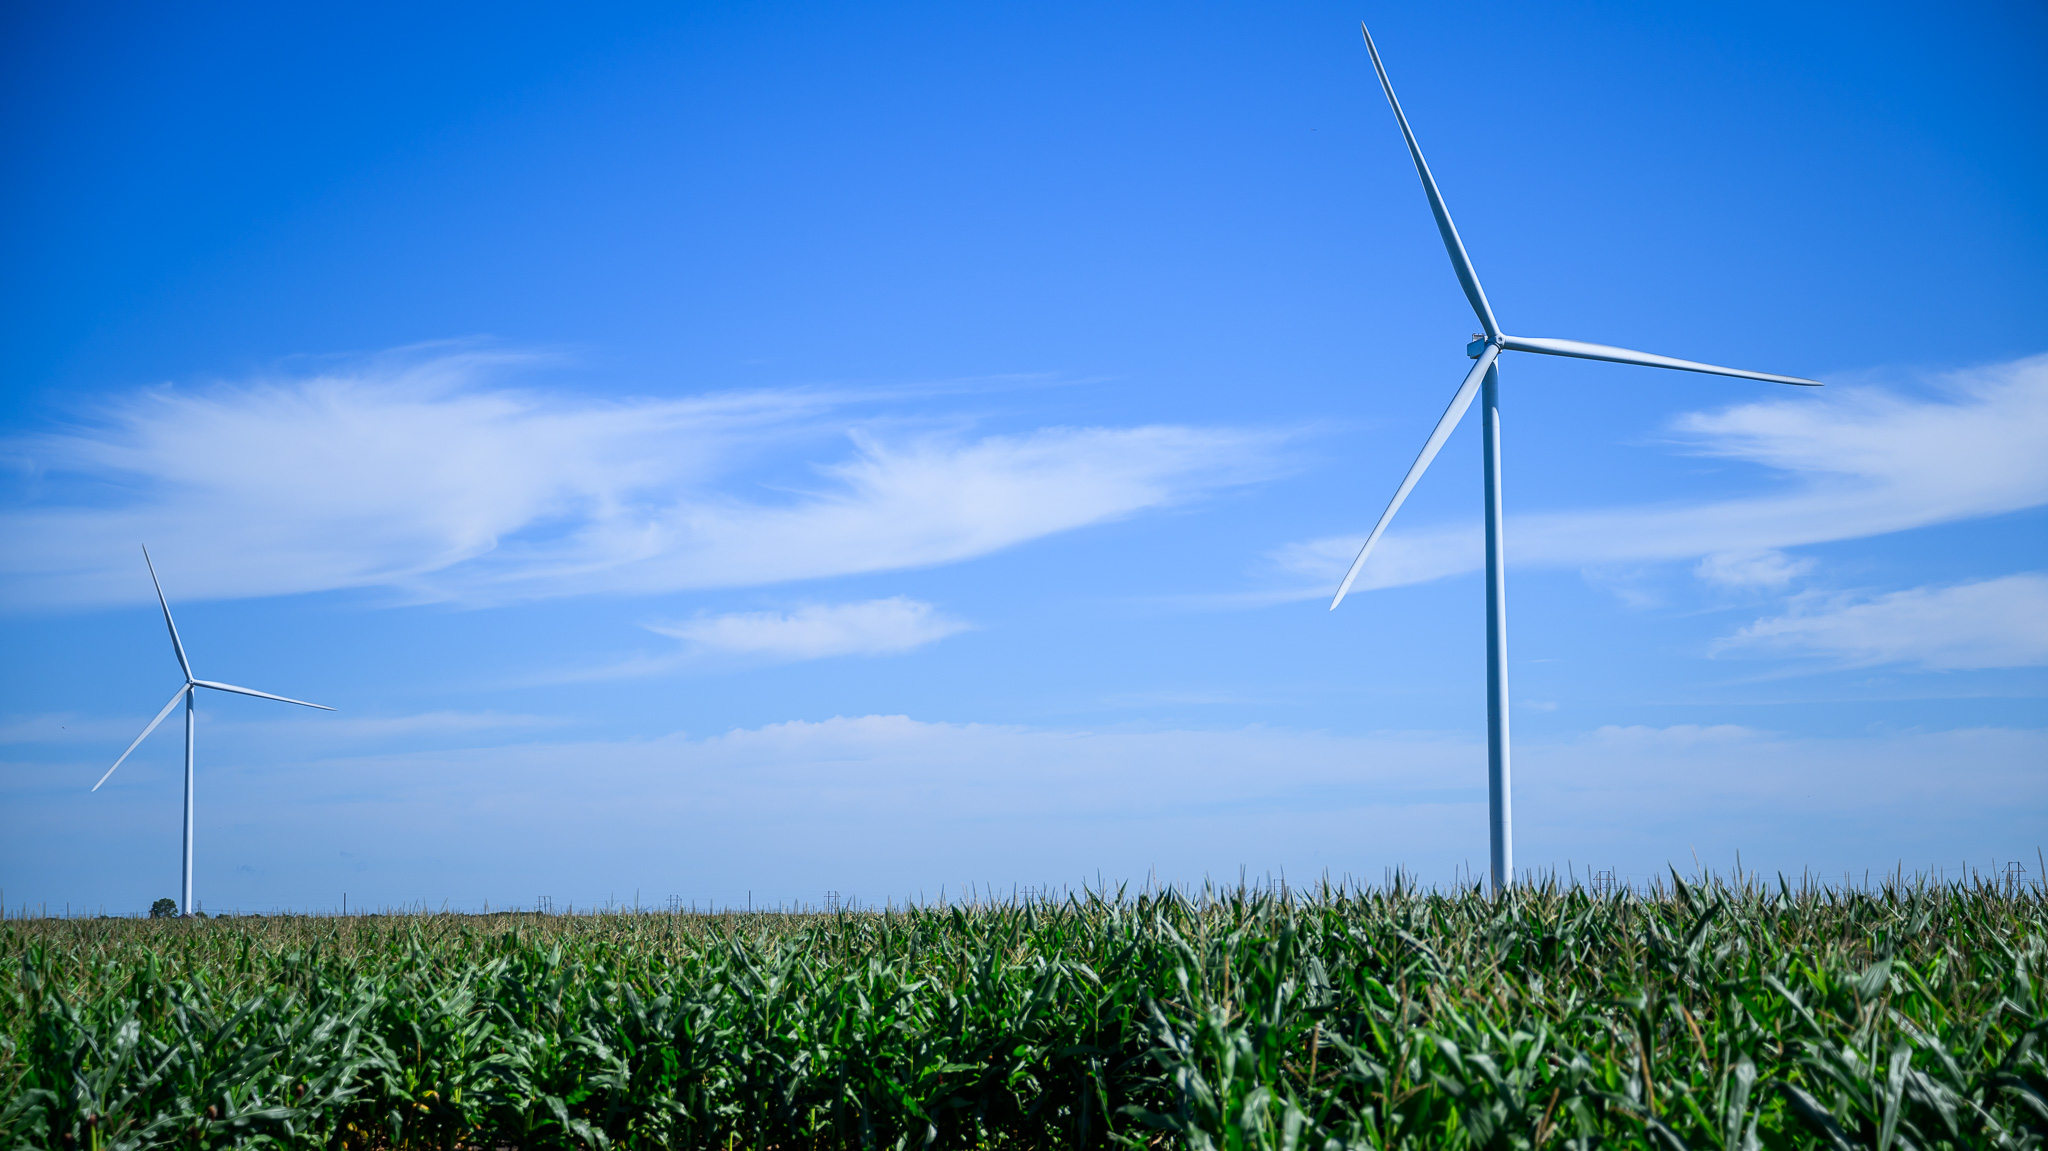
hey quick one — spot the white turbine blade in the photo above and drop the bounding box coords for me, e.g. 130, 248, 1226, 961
1359, 22, 1501, 340
193, 679, 335, 711
140, 545, 194, 681
1331, 344, 1500, 610
93, 685, 189, 791
1500, 336, 1820, 386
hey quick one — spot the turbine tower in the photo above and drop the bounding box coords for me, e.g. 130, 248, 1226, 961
93, 547, 334, 915
1333, 24, 1819, 893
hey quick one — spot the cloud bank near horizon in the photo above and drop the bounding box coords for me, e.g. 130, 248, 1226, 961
9, 711, 2041, 909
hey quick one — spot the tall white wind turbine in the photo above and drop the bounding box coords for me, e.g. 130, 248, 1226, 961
93, 547, 334, 915
1333, 24, 1820, 893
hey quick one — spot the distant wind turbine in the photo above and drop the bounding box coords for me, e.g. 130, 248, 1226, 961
93, 547, 334, 915
1332, 24, 1820, 893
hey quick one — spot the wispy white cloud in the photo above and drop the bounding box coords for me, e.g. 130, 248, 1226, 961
0, 708, 558, 747
568, 424, 1284, 599
1694, 549, 1817, 589
648, 598, 969, 662
1275, 354, 2048, 594
1711, 573, 2048, 670
0, 351, 1290, 610
1269, 526, 1479, 595
258, 710, 565, 740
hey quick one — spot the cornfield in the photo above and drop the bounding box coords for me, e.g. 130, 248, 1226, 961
3, 875, 2043, 1149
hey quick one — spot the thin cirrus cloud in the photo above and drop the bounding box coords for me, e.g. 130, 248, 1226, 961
0, 709, 559, 751
1711, 573, 2048, 670
0, 351, 1290, 610
1692, 549, 1818, 590
647, 598, 971, 663
1271, 353, 2048, 594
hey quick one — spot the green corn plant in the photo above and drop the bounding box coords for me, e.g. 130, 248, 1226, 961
2, 875, 2040, 1149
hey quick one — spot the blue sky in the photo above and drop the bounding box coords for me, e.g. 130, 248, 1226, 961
4, 0, 2044, 914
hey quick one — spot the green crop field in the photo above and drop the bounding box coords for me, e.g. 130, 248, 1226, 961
3, 876, 2043, 1149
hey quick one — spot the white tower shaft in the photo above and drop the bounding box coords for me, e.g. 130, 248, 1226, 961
1481, 362, 1511, 892
182, 688, 195, 915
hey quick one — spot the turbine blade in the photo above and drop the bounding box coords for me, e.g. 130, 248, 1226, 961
192, 679, 335, 710
1331, 345, 1500, 610
93, 685, 189, 791
140, 545, 194, 681
1360, 22, 1501, 340
1501, 336, 1821, 386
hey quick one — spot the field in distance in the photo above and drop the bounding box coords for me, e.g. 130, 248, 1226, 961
3, 877, 2043, 1149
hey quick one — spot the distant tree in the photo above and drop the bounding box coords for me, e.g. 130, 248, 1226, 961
149, 898, 179, 919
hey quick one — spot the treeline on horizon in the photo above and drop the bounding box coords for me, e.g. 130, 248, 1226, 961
3, 874, 2043, 1149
